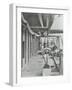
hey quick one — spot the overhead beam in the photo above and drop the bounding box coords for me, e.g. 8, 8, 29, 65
38, 14, 44, 28
46, 16, 49, 27
22, 14, 40, 37
31, 27, 63, 33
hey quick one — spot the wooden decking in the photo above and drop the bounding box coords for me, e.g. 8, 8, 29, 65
21, 55, 63, 77
21, 55, 43, 77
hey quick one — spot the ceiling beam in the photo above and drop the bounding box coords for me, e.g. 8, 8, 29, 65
38, 14, 44, 28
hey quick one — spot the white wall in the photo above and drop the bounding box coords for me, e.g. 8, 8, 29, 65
0, 0, 72, 89
51, 15, 63, 30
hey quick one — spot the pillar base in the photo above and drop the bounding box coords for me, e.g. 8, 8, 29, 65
42, 68, 51, 76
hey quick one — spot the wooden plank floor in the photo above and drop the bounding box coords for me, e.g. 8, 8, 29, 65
21, 55, 63, 77
21, 55, 43, 77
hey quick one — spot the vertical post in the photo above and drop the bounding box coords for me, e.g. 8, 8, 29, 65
25, 29, 29, 65
56, 36, 60, 49
21, 28, 23, 68
28, 31, 30, 63
25, 29, 26, 64
30, 34, 31, 57
31, 35, 33, 57
23, 28, 25, 67
29, 33, 31, 59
